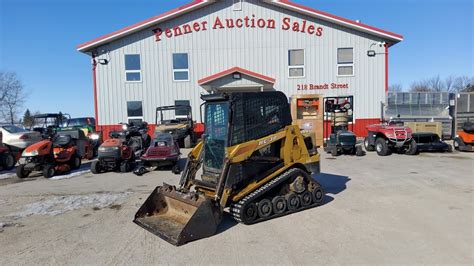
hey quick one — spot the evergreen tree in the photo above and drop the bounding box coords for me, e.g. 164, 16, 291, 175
23, 109, 34, 128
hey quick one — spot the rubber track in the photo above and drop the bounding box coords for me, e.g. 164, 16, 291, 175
230, 168, 323, 225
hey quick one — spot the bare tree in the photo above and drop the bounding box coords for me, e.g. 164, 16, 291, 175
0, 71, 26, 124
453, 76, 474, 92
427, 75, 444, 92
410, 79, 431, 92
444, 76, 456, 92
389, 83, 403, 92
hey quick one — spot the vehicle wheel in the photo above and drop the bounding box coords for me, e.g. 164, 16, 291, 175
299, 191, 313, 207
16, 164, 30, 179
171, 163, 181, 175
364, 137, 375, 152
272, 196, 287, 214
90, 161, 101, 174
446, 144, 453, 153
1, 153, 16, 170
405, 141, 419, 155
286, 192, 300, 211
311, 185, 324, 204
69, 154, 81, 170
453, 138, 461, 150
375, 138, 390, 156
242, 203, 258, 224
257, 199, 273, 218
43, 165, 55, 178
356, 145, 365, 157
184, 135, 192, 149
331, 147, 339, 157
120, 161, 131, 173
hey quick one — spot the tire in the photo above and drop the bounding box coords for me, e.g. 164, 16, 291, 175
120, 161, 131, 173
375, 138, 391, 156
90, 161, 101, 174
311, 186, 324, 204
299, 191, 313, 207
331, 147, 339, 157
272, 196, 287, 215
1, 153, 16, 170
242, 203, 258, 223
364, 137, 375, 152
172, 163, 181, 175
257, 199, 273, 218
286, 192, 300, 211
69, 154, 81, 170
184, 135, 192, 149
43, 164, 55, 178
16, 164, 30, 179
446, 144, 453, 153
405, 141, 419, 155
356, 145, 365, 157
453, 138, 462, 150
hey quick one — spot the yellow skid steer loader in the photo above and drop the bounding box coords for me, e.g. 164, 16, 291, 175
134, 92, 324, 246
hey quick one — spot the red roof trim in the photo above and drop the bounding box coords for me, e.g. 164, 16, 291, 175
277, 0, 403, 41
77, 0, 210, 51
198, 67, 276, 85
77, 0, 403, 52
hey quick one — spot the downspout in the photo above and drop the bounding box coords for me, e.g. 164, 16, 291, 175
92, 55, 99, 129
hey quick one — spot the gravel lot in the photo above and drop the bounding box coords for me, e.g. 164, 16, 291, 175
0, 150, 472, 264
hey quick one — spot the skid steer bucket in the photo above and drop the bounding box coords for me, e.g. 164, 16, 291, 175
134, 184, 221, 246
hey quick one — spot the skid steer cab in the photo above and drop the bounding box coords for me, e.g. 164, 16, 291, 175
134, 91, 325, 246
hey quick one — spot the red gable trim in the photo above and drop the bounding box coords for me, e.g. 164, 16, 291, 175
77, 0, 403, 52
76, 0, 213, 52
274, 0, 403, 41
198, 67, 276, 85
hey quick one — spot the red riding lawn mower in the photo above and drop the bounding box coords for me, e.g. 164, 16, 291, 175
364, 119, 415, 156
133, 132, 181, 176
16, 130, 84, 179
91, 122, 151, 174
0, 131, 16, 171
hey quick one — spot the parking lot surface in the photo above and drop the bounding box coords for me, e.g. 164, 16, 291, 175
0, 150, 472, 264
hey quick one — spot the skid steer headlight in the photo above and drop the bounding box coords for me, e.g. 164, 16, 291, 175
90, 133, 100, 140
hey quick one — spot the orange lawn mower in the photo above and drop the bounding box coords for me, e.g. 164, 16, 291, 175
453, 121, 474, 152
0, 131, 16, 171
16, 130, 83, 179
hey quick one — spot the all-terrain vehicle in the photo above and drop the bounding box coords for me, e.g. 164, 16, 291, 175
59, 117, 103, 156
364, 119, 413, 156
0, 131, 16, 171
453, 121, 474, 152
134, 91, 324, 246
16, 130, 84, 178
133, 132, 181, 176
31, 113, 70, 135
155, 105, 195, 148
91, 122, 151, 174
323, 96, 363, 157
405, 132, 452, 155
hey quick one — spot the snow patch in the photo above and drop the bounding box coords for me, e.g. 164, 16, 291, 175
0, 170, 16, 180
50, 169, 90, 180
12, 192, 132, 218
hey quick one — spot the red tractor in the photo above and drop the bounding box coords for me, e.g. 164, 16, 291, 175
364, 120, 414, 156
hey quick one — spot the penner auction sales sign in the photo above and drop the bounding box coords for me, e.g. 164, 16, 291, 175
153, 15, 324, 42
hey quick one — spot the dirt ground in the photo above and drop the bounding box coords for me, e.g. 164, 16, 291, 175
0, 150, 472, 264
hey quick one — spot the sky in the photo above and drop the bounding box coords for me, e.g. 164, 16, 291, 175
0, 0, 473, 118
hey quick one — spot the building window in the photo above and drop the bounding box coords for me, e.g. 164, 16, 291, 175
127, 101, 143, 122
233, 0, 242, 11
288, 49, 305, 78
173, 53, 189, 81
337, 48, 354, 76
125, 54, 141, 82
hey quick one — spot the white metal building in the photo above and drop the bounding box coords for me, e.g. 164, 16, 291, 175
77, 0, 403, 137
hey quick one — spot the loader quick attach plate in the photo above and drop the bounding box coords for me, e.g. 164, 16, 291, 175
134, 184, 221, 246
